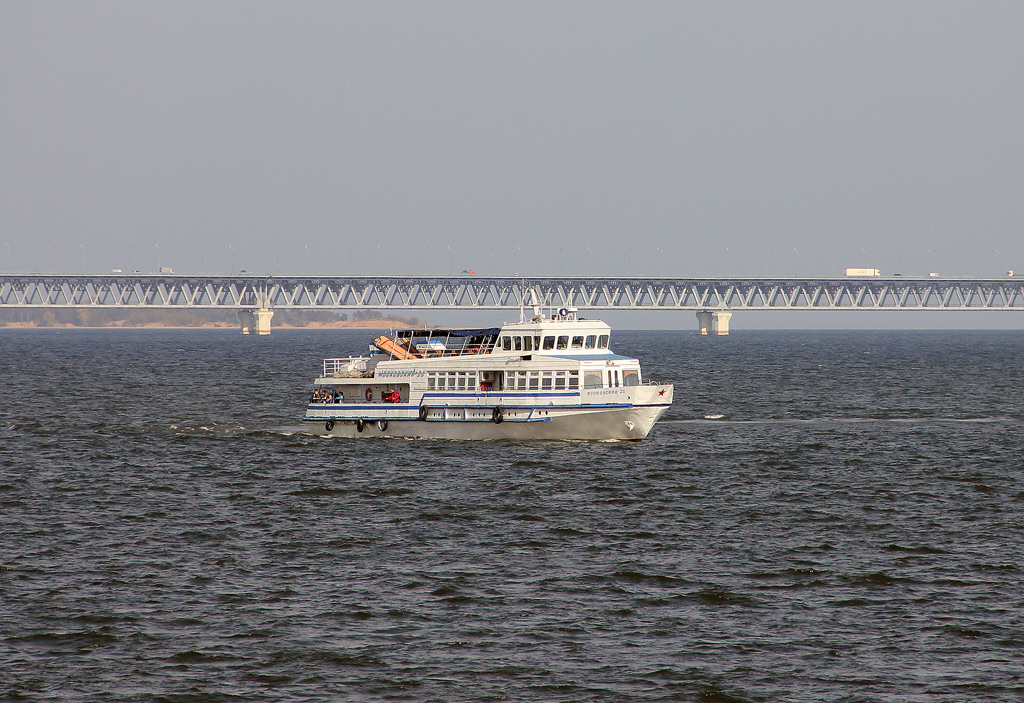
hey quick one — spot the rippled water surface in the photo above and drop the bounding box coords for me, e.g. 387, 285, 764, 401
2, 328, 1023, 702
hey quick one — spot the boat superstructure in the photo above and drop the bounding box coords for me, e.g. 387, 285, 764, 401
302, 306, 672, 440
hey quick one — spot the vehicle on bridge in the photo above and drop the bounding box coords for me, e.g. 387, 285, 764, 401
302, 307, 673, 441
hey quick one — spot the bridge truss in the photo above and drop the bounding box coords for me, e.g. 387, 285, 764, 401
2, 274, 1024, 312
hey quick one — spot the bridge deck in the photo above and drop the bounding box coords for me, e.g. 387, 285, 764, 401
2, 274, 1024, 311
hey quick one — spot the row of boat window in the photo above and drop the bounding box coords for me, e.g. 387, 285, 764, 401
500, 334, 610, 352
427, 371, 479, 391
586, 368, 641, 388
424, 369, 639, 391
425, 370, 585, 391
506, 369, 638, 390
506, 370, 580, 391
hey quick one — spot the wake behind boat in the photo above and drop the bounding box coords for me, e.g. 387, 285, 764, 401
302, 304, 672, 440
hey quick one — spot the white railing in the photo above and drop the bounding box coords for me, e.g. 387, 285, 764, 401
323, 356, 369, 376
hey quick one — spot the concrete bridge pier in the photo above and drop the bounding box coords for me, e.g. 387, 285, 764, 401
237, 309, 253, 334
254, 308, 274, 335
697, 310, 732, 335
238, 308, 274, 335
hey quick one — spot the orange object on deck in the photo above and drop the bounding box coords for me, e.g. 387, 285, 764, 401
373, 335, 421, 360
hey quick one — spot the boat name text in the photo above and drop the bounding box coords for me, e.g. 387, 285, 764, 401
376, 369, 426, 378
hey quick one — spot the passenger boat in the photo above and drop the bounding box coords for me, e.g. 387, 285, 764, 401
302, 305, 673, 440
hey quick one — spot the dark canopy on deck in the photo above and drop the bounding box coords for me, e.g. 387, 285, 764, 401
392, 327, 501, 338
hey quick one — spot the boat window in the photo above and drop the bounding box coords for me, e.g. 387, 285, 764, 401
556, 336, 569, 350
528, 372, 540, 390
512, 336, 521, 351
571, 336, 584, 348
507, 371, 526, 390
599, 335, 609, 348
554, 372, 566, 390
457, 372, 467, 390
543, 336, 555, 350
568, 371, 579, 389
585, 335, 596, 349
437, 374, 447, 389
501, 336, 511, 351
427, 373, 436, 390
533, 336, 541, 350
523, 336, 533, 352
584, 371, 602, 389
623, 370, 640, 386
541, 372, 553, 390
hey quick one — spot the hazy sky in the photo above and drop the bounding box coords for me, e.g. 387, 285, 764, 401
2, 1, 1023, 280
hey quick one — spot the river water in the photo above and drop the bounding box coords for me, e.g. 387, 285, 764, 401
2, 327, 1023, 702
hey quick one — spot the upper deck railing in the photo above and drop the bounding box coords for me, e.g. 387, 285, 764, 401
323, 357, 370, 377
2, 273, 1024, 311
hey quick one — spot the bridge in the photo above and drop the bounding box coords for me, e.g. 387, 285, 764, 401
2, 273, 1023, 334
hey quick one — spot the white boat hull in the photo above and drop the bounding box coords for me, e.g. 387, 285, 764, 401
304, 398, 671, 441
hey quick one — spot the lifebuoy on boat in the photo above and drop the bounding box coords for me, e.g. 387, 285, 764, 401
365, 387, 373, 402
325, 420, 334, 432
492, 406, 503, 424
419, 406, 429, 421
377, 419, 388, 431
356, 419, 365, 432
558, 307, 568, 318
